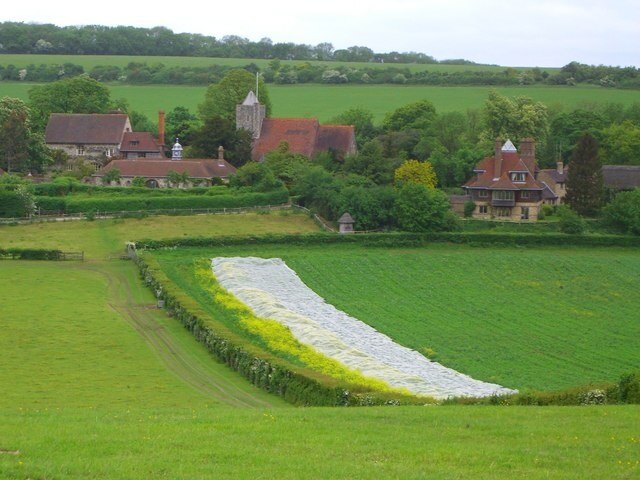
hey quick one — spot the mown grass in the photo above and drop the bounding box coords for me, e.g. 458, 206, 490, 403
152, 243, 640, 392
0, 53, 552, 73
1, 82, 639, 122
0, 210, 318, 258
1, 405, 638, 480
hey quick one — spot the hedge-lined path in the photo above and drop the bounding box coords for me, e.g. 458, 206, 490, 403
88, 260, 288, 408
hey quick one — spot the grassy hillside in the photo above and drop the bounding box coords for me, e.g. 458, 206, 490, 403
1, 82, 639, 123
152, 243, 640, 391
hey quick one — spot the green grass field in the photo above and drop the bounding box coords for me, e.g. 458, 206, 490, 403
1, 82, 638, 123
0, 53, 555, 74
0, 211, 318, 258
1, 214, 639, 479
151, 243, 640, 392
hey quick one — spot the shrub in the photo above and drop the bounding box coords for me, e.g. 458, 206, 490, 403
395, 184, 459, 232
617, 371, 640, 404
557, 205, 586, 234
463, 200, 476, 218
0, 187, 35, 218
602, 188, 640, 235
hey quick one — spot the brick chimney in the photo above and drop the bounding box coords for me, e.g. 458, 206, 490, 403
218, 145, 225, 160
494, 138, 503, 178
557, 160, 564, 175
519, 137, 536, 173
158, 110, 165, 147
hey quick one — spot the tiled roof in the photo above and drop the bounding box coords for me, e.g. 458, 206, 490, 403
464, 143, 545, 191
45, 114, 130, 145
253, 118, 319, 160
316, 125, 356, 156
539, 167, 568, 183
252, 118, 356, 161
120, 132, 164, 154
602, 165, 640, 190
95, 159, 236, 179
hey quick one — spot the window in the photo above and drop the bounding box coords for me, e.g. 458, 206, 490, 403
478, 190, 489, 198
521, 207, 530, 220
493, 190, 514, 200
511, 172, 526, 182
76, 146, 85, 156
479, 205, 488, 214
105, 148, 114, 157
521, 191, 530, 199
495, 207, 511, 217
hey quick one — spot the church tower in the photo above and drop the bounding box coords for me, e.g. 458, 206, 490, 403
236, 91, 266, 139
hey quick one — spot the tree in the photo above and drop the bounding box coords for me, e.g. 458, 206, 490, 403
329, 106, 377, 144
565, 133, 604, 216
28, 76, 113, 131
556, 205, 586, 234
0, 97, 49, 173
483, 90, 548, 146
187, 115, 252, 167
394, 183, 458, 232
229, 162, 282, 192
599, 121, 640, 165
383, 99, 437, 132
166, 170, 190, 188
102, 168, 121, 185
263, 141, 310, 188
602, 188, 640, 235
198, 69, 271, 122
394, 159, 437, 189
165, 106, 200, 147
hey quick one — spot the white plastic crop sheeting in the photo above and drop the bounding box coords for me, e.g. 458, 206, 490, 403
211, 257, 517, 399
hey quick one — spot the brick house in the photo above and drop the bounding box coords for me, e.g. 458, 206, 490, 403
236, 91, 357, 161
463, 138, 556, 221
538, 161, 569, 204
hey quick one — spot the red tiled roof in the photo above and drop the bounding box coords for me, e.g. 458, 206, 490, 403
95, 159, 236, 179
253, 118, 319, 160
120, 132, 164, 154
252, 118, 356, 161
45, 114, 130, 145
464, 148, 545, 191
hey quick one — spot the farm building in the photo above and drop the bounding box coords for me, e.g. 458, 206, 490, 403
463, 138, 557, 221
92, 141, 236, 188
45, 113, 133, 167
236, 91, 357, 161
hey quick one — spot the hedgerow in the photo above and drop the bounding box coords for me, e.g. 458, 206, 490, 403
35, 188, 289, 214
135, 253, 422, 406
0, 248, 64, 260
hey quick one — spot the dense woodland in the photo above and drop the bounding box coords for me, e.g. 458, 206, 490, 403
0, 22, 639, 87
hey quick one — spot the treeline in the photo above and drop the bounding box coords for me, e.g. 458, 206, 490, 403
3, 59, 640, 89
0, 21, 461, 64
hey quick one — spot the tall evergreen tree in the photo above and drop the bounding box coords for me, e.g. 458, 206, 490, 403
565, 133, 603, 216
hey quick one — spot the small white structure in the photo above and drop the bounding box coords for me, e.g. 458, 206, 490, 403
338, 212, 355, 234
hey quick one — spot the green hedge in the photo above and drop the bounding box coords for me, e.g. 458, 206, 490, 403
33, 183, 233, 197
35, 188, 290, 214
136, 231, 640, 250
0, 248, 64, 260
135, 253, 420, 407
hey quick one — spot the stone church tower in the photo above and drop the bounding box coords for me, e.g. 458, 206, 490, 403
236, 91, 266, 139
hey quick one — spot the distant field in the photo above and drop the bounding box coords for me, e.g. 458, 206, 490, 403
0, 53, 555, 74
0, 211, 318, 258
153, 243, 640, 392
1, 81, 638, 123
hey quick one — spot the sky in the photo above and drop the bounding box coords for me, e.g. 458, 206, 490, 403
2, 0, 639, 67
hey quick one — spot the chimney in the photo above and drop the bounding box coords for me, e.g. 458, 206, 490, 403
494, 138, 503, 178
520, 138, 535, 161
557, 160, 564, 175
158, 110, 165, 147
218, 145, 225, 160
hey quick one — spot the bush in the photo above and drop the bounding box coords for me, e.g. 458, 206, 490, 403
617, 371, 640, 404
557, 205, 586, 234
463, 200, 476, 218
602, 188, 640, 235
0, 187, 35, 218
395, 184, 459, 232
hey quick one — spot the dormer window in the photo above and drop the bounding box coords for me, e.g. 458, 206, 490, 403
129, 140, 140, 146
511, 172, 526, 182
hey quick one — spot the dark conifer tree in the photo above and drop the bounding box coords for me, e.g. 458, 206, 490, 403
565, 133, 603, 216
